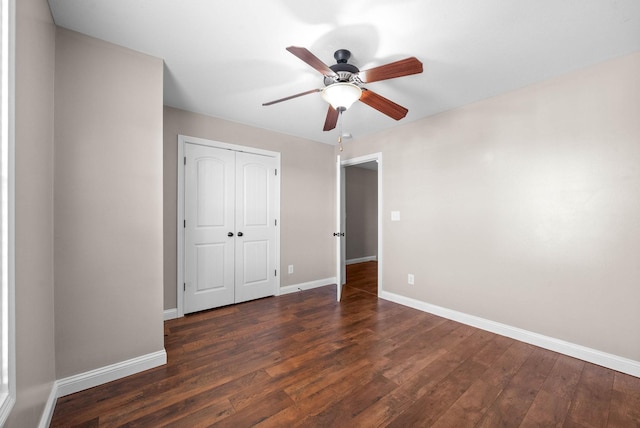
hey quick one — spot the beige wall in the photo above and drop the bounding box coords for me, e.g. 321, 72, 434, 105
339, 52, 640, 361
164, 106, 335, 309
6, 0, 57, 426
345, 166, 378, 261
8, 6, 637, 424
54, 29, 164, 377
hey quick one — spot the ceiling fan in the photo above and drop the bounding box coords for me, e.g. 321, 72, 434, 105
263, 46, 423, 132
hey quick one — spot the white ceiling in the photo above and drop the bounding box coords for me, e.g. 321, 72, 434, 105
47, 0, 640, 145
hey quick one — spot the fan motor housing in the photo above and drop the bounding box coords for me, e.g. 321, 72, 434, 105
324, 49, 360, 86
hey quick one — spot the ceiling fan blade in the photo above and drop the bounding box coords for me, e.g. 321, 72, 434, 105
262, 88, 321, 106
287, 46, 338, 78
360, 89, 408, 120
323, 106, 339, 131
360, 57, 423, 83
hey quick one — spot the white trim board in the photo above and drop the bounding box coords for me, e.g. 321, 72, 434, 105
380, 291, 640, 378
279, 277, 336, 295
55, 350, 167, 398
167, 277, 337, 310
0, 0, 17, 424
346, 256, 377, 265
39, 350, 167, 426
163, 308, 178, 321
38, 383, 58, 428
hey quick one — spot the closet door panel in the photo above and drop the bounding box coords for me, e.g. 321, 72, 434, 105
235, 152, 278, 303
184, 143, 235, 313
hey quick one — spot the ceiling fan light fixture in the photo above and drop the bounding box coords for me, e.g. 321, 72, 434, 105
322, 82, 362, 110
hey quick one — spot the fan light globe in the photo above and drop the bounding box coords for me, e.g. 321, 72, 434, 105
321, 83, 362, 110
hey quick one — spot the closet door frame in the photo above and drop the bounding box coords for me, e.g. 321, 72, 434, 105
177, 134, 281, 318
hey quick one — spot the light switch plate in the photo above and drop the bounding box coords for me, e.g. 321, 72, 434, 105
391, 211, 400, 221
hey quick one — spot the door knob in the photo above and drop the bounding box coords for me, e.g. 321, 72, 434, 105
228, 232, 234, 237
237, 232, 244, 237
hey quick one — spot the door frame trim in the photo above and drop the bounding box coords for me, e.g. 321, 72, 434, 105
177, 134, 281, 317
339, 153, 383, 296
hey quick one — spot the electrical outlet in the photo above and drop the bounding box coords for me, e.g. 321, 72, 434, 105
288, 265, 294, 274
408, 274, 414, 285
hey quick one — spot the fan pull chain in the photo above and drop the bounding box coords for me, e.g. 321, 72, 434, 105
338, 109, 344, 151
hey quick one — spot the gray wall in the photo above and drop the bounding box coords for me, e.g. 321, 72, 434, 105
6, 0, 56, 425
163, 106, 335, 310
345, 166, 378, 261
54, 28, 165, 378
339, 52, 640, 362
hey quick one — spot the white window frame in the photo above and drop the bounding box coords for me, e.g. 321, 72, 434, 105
0, 0, 15, 423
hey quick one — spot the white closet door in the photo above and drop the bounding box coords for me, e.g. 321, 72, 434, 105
234, 152, 278, 303
184, 143, 235, 313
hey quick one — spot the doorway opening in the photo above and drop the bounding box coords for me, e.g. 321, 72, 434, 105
338, 153, 382, 300
345, 161, 378, 296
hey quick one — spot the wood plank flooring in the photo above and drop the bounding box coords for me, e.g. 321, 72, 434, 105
345, 260, 378, 296
50, 262, 640, 427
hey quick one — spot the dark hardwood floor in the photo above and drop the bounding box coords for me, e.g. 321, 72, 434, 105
346, 260, 378, 296
51, 261, 640, 427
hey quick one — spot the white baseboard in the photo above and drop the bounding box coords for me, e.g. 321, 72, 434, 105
55, 350, 167, 398
164, 308, 178, 321
346, 256, 377, 265
168, 277, 341, 313
166, 278, 339, 316
38, 382, 58, 428
279, 277, 336, 295
380, 290, 640, 378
